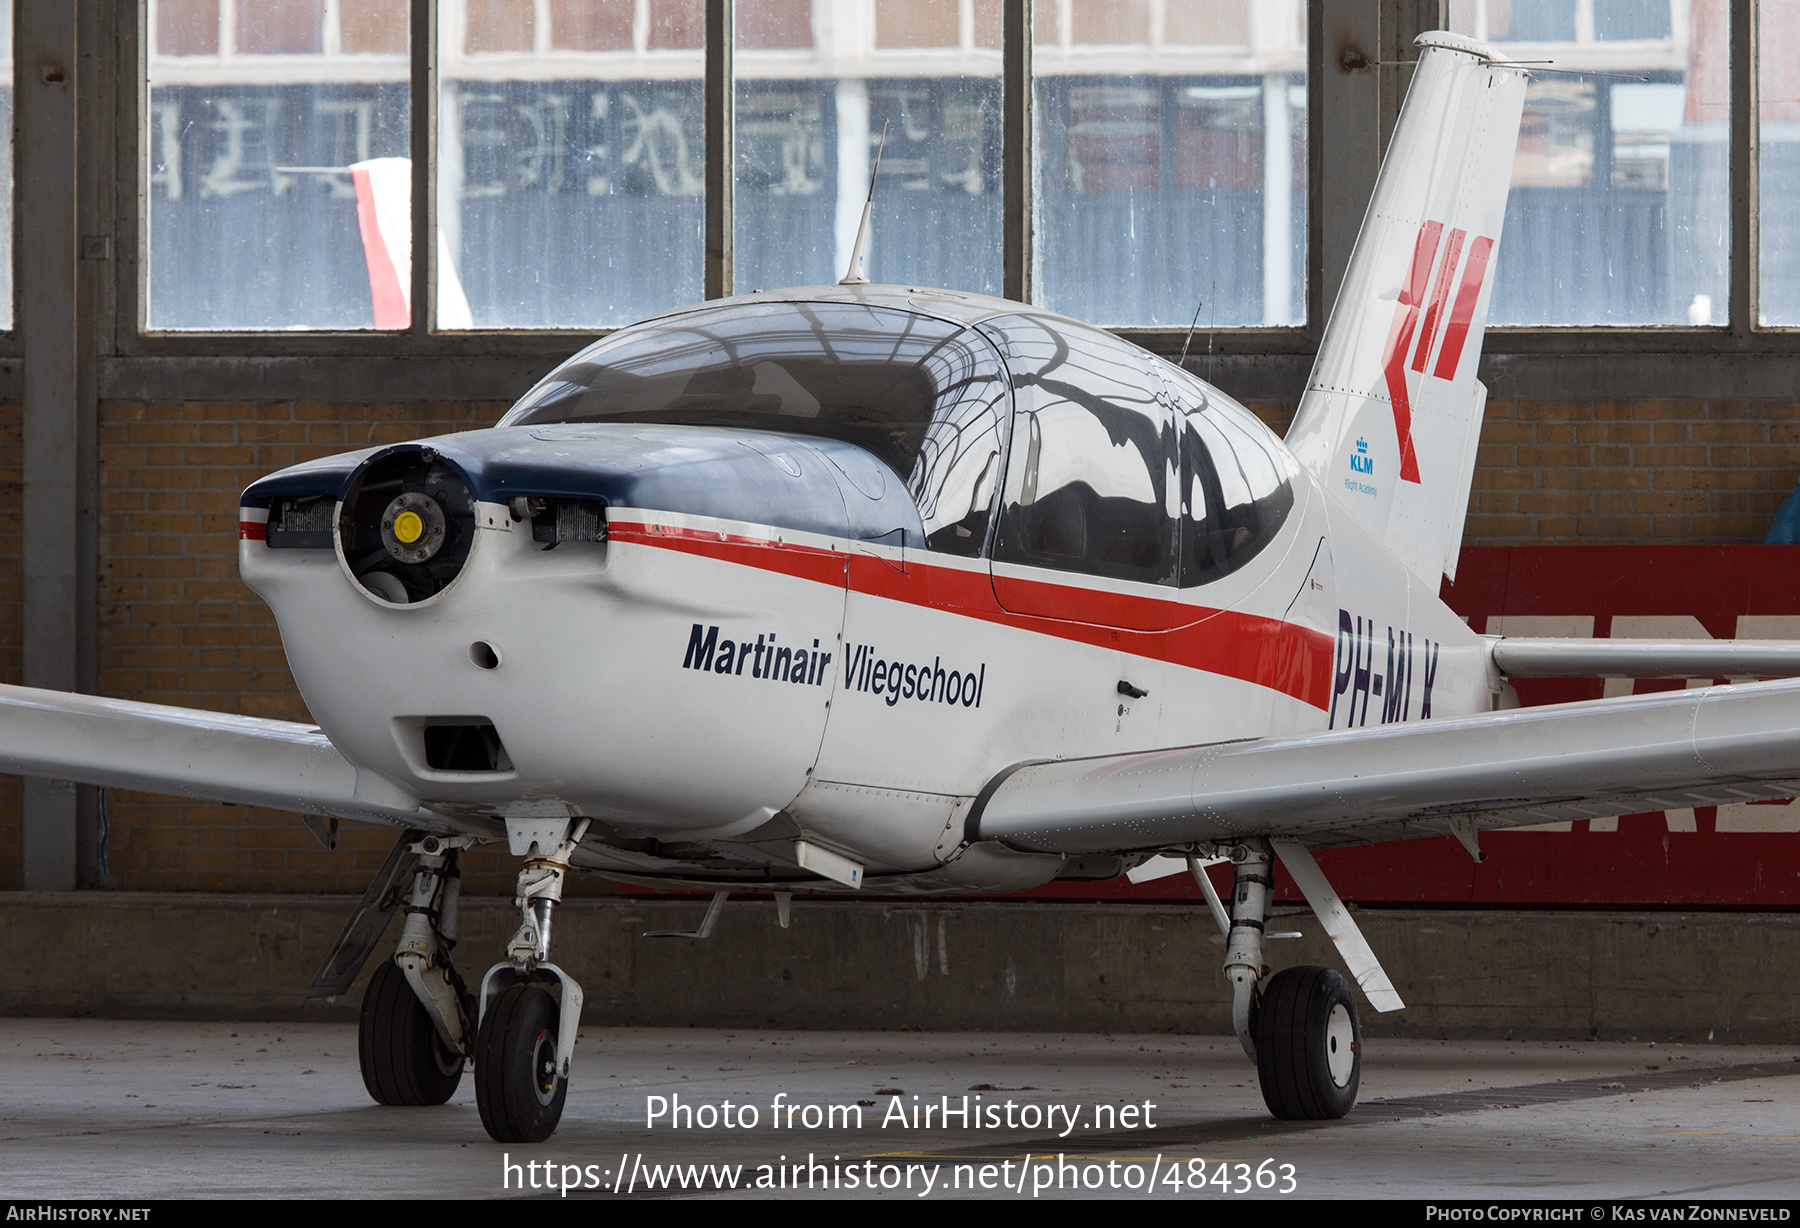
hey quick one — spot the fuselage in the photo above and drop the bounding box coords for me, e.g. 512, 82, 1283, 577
237, 285, 1496, 894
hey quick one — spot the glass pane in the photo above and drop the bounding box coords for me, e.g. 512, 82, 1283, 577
1030, 0, 1306, 327
438, 0, 705, 329
1449, 0, 1727, 326
733, 0, 1003, 296
0, 8, 12, 331
146, 0, 412, 330
986, 312, 1178, 584
1157, 362, 1294, 587
1760, 0, 1800, 325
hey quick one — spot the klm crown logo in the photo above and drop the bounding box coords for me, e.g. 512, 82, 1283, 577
1350, 436, 1374, 475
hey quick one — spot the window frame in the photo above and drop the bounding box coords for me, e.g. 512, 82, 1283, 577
102, 1, 1800, 404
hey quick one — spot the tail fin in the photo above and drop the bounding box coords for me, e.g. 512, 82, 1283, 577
1286, 32, 1527, 585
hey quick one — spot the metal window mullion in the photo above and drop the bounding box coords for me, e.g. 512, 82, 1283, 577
20, 0, 80, 889
705, 0, 733, 300
1731, 0, 1755, 334
411, 0, 436, 336
1002, 0, 1030, 303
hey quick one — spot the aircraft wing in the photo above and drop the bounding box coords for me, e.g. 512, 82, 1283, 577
970, 677, 1800, 854
0, 683, 438, 828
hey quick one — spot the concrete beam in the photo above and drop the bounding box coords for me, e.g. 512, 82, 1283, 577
2, 893, 1794, 1042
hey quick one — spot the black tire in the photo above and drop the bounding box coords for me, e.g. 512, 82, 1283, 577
1254, 965, 1361, 1120
358, 958, 464, 1106
476, 982, 568, 1144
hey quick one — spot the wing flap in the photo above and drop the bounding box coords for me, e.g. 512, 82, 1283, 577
972, 678, 1800, 854
0, 683, 431, 827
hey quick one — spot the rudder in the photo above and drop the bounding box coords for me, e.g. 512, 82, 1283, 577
1285, 32, 1527, 585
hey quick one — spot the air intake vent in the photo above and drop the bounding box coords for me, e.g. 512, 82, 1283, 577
423, 723, 513, 772
267, 495, 336, 549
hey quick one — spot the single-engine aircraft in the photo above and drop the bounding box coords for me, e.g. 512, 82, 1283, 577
10, 33, 1800, 1143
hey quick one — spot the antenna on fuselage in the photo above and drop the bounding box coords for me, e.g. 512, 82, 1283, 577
1177, 296, 1205, 368
839, 120, 889, 286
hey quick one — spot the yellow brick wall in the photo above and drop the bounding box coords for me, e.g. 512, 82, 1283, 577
1462, 399, 1800, 542
0, 394, 1792, 891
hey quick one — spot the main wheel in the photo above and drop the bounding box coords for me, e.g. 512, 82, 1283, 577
1253, 965, 1360, 1120
359, 958, 464, 1106
476, 982, 568, 1143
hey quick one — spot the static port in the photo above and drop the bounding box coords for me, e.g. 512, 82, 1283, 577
470, 641, 500, 670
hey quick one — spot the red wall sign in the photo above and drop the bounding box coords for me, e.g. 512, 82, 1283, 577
1032, 547, 1800, 908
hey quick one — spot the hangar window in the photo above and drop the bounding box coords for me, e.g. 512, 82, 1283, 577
437, 1, 705, 328
145, 0, 412, 330
1448, 0, 1729, 326
733, 1, 1003, 296
126, 0, 1800, 350
1030, 0, 1307, 328
1758, 1, 1800, 325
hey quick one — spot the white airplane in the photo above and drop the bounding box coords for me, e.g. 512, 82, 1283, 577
9, 32, 1800, 1144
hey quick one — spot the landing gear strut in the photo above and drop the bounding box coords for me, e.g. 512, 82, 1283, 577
1221, 839, 1362, 1121
476, 815, 589, 1144
359, 838, 475, 1106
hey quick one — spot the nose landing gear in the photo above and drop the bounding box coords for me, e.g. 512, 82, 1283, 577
476, 982, 569, 1143
475, 814, 590, 1144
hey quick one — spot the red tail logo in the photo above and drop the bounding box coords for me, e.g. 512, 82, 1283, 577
1379, 221, 1494, 484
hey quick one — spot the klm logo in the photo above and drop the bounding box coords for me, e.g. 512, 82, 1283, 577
1350, 437, 1374, 475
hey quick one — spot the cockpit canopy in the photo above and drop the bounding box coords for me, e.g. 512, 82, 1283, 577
504, 300, 1007, 554
504, 296, 1298, 584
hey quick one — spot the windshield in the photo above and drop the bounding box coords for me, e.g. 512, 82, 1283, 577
502, 300, 1011, 553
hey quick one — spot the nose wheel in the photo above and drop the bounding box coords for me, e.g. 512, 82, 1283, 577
1253, 964, 1361, 1119
476, 982, 568, 1143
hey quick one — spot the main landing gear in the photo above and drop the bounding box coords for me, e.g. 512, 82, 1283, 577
358, 837, 476, 1107
1218, 838, 1363, 1120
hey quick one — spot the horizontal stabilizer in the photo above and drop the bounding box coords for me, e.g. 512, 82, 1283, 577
1493, 638, 1800, 679
971, 676, 1800, 854
0, 683, 431, 826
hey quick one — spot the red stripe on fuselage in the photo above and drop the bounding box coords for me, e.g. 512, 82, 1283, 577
608, 521, 847, 587
610, 517, 1335, 710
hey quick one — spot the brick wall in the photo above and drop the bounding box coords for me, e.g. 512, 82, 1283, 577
1248, 396, 1800, 544
0, 394, 1792, 893
1461, 398, 1800, 544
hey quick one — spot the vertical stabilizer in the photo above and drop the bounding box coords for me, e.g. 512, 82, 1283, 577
1286, 33, 1526, 586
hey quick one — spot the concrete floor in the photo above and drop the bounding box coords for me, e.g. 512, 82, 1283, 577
2, 1020, 1797, 1200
